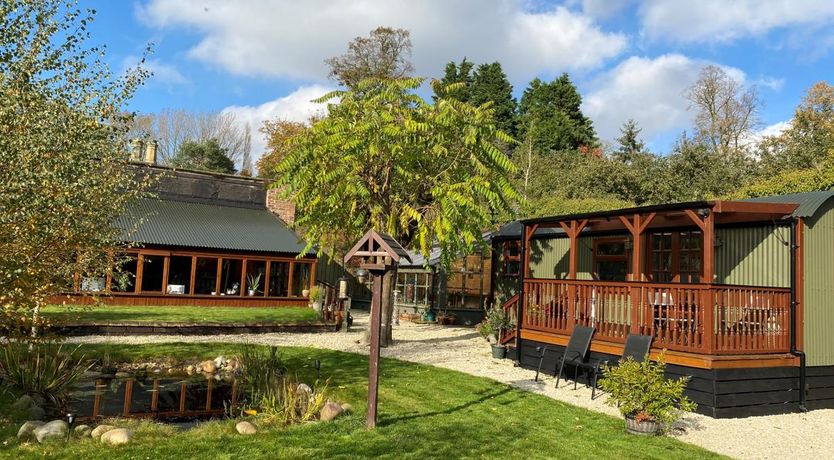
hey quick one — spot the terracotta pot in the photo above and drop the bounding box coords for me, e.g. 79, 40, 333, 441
625, 415, 660, 435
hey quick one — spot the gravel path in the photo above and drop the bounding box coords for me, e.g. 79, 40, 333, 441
70, 311, 834, 459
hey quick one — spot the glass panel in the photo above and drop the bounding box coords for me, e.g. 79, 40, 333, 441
140, 255, 165, 292
167, 256, 192, 294
220, 259, 243, 295
194, 257, 218, 295
244, 260, 266, 296
268, 261, 290, 297
291, 262, 311, 297
111, 255, 137, 293
597, 242, 626, 256
597, 261, 628, 281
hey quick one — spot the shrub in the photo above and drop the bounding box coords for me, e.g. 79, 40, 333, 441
476, 303, 514, 343
0, 341, 92, 410
238, 344, 286, 400
598, 354, 696, 429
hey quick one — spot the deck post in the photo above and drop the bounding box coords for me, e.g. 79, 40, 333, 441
617, 213, 655, 333
516, 223, 528, 362
559, 219, 588, 333
703, 211, 716, 352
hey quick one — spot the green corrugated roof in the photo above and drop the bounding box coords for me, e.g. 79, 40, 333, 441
742, 190, 834, 218
115, 198, 311, 254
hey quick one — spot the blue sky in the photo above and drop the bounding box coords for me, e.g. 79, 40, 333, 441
87, 0, 834, 160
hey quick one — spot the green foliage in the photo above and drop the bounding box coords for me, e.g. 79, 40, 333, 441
0, 342, 92, 410
0, 0, 150, 339
731, 151, 834, 198
275, 77, 520, 270
169, 138, 237, 174
613, 119, 646, 164
518, 74, 597, 154
325, 27, 414, 89
470, 62, 517, 137
238, 344, 286, 401
476, 303, 514, 342
598, 354, 696, 428
437, 58, 475, 103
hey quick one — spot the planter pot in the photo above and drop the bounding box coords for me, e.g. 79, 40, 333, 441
302, 289, 310, 298
424, 310, 436, 322
491, 344, 507, 359
625, 415, 660, 435
312, 301, 322, 317
248, 290, 256, 296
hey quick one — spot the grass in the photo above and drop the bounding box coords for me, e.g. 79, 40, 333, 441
0, 344, 723, 460
40, 305, 318, 324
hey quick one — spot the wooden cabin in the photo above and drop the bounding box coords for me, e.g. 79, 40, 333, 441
490, 191, 834, 417
53, 161, 320, 307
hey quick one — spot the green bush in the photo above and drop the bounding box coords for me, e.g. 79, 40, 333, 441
0, 342, 92, 410
598, 354, 696, 429
476, 303, 514, 342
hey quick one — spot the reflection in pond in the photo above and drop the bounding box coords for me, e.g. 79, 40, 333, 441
70, 375, 238, 421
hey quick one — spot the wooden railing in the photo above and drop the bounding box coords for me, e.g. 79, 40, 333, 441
521, 279, 791, 355
499, 294, 519, 345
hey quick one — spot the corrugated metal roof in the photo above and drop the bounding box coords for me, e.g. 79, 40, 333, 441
742, 190, 834, 218
491, 220, 565, 241
115, 198, 311, 254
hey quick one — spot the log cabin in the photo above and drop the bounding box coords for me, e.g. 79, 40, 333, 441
490, 191, 834, 417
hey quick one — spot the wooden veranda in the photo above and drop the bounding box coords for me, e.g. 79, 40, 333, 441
500, 200, 804, 370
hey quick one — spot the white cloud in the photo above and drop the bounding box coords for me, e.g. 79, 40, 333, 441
220, 85, 333, 163
755, 77, 786, 92
138, 0, 626, 82
574, 0, 633, 20
744, 120, 791, 147
639, 0, 834, 44
582, 54, 747, 146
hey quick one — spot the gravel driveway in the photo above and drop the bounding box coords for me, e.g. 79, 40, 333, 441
70, 311, 834, 459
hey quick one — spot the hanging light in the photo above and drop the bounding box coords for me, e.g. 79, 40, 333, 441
338, 275, 350, 300
355, 268, 369, 284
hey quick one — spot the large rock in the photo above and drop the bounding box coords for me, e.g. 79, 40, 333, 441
17, 421, 45, 442
100, 428, 132, 446
11, 395, 33, 412
91, 424, 116, 440
235, 421, 257, 435
296, 383, 313, 396
199, 360, 217, 374
340, 403, 353, 414
319, 401, 344, 422
33, 420, 68, 443
74, 424, 93, 437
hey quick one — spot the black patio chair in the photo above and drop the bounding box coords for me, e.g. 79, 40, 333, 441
579, 334, 652, 399
553, 325, 595, 389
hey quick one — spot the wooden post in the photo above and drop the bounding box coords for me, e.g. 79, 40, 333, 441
189, 256, 197, 295
215, 258, 222, 295
558, 220, 589, 332
367, 271, 383, 428
619, 213, 655, 333
264, 260, 272, 298
161, 256, 170, 295
288, 262, 295, 297
136, 254, 145, 293
240, 259, 248, 297
516, 223, 528, 362
310, 260, 318, 293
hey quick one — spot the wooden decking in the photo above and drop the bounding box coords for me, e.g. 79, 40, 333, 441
502, 279, 796, 370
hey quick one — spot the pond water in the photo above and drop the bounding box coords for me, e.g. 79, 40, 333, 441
70, 374, 238, 421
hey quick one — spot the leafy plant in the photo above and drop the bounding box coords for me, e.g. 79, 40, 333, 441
246, 272, 263, 293
238, 344, 286, 401
308, 286, 324, 302
598, 354, 696, 429
251, 378, 330, 425
0, 341, 93, 410
476, 303, 514, 343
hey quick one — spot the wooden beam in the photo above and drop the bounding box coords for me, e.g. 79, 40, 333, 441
136, 254, 145, 293
638, 212, 656, 234
189, 256, 197, 295
263, 260, 271, 298
215, 258, 222, 295
287, 262, 295, 297
161, 256, 170, 296
712, 200, 798, 215
684, 209, 708, 232
618, 215, 636, 234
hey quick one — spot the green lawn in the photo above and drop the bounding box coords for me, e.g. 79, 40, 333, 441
41, 305, 318, 324
0, 344, 722, 460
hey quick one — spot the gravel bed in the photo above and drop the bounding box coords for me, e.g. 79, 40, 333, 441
69, 311, 834, 459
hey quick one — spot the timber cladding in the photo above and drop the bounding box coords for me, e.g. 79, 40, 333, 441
514, 338, 834, 418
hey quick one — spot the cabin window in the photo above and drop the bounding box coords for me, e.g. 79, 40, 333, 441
194, 257, 219, 294
269, 261, 290, 297
220, 258, 243, 295
594, 238, 629, 281
291, 262, 312, 297
395, 272, 431, 306
110, 254, 138, 293
167, 256, 192, 294
140, 255, 165, 292
648, 231, 702, 283
501, 241, 521, 277
244, 260, 267, 296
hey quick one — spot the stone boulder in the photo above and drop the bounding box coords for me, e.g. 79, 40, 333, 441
17, 421, 45, 442
199, 360, 217, 374
319, 401, 344, 422
74, 424, 93, 437
340, 403, 353, 413
100, 428, 132, 446
33, 420, 68, 443
296, 383, 313, 396
91, 424, 116, 440
11, 395, 33, 412
235, 421, 257, 435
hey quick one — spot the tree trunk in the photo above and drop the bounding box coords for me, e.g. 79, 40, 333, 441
379, 269, 395, 347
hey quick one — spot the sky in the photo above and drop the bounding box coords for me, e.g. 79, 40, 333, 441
87, 0, 834, 163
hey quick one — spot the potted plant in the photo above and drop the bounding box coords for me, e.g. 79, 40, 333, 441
598, 353, 696, 435
476, 303, 514, 359
309, 286, 324, 318
246, 272, 262, 296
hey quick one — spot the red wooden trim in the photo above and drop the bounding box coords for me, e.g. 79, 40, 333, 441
712, 200, 798, 215
684, 209, 708, 232
618, 215, 636, 234
796, 217, 805, 349
638, 212, 657, 233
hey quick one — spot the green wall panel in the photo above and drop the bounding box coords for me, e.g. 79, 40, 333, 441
715, 226, 790, 288
803, 199, 834, 366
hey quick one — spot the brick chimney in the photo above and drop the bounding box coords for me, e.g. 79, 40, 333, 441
144, 140, 158, 164
130, 139, 144, 162
266, 187, 295, 227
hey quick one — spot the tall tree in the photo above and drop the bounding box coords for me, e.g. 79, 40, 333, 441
275, 78, 519, 345
257, 119, 310, 179
0, 0, 149, 338
518, 74, 597, 154
437, 58, 474, 103
325, 27, 414, 89
170, 139, 237, 174
470, 62, 517, 137
613, 119, 646, 164
130, 109, 252, 168
686, 65, 760, 156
